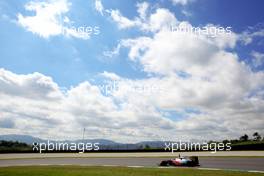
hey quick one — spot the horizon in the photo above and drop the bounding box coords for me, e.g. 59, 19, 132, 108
0, 132, 260, 145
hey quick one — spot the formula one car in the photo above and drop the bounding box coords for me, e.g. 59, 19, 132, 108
159, 155, 199, 167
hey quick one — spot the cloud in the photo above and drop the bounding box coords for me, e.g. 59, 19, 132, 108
109, 9, 138, 29
102, 43, 122, 58
181, 9, 192, 17
240, 29, 264, 45
17, 0, 90, 39
100, 71, 121, 80
251, 51, 264, 67
147, 8, 178, 32
0, 68, 175, 142
0, 118, 15, 128
0, 68, 62, 100
136, 2, 149, 20
120, 23, 238, 76
101, 69, 264, 141
1, 57, 264, 142
100, 2, 264, 141
170, 0, 194, 6
108, 2, 178, 32
17, 0, 69, 38
239, 23, 264, 45
95, 0, 104, 16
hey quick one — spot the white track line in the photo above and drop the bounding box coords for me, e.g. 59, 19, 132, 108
198, 168, 221, 171
127, 166, 144, 168
248, 170, 264, 174
102, 165, 120, 167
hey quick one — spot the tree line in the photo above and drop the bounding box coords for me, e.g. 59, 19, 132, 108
221, 132, 263, 144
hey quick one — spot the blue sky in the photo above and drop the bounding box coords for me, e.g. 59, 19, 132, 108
0, 0, 149, 87
1, 0, 263, 87
0, 0, 264, 142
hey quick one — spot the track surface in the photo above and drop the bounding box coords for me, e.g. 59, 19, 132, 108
0, 157, 264, 171
1, 151, 264, 159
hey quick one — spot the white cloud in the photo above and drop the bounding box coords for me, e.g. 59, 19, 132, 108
170, 0, 194, 6
17, 0, 90, 39
17, 0, 69, 38
102, 69, 264, 141
0, 118, 15, 128
0, 68, 62, 100
1, 58, 264, 142
147, 8, 177, 32
251, 51, 264, 67
0, 68, 176, 142
95, 0, 104, 16
101, 3, 264, 141
136, 2, 149, 20
108, 3, 178, 32
109, 9, 138, 29
181, 9, 192, 17
121, 23, 238, 76
239, 23, 264, 45
100, 71, 120, 80
103, 43, 122, 58
240, 30, 264, 45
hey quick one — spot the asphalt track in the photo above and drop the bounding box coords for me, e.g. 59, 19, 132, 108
1, 157, 264, 171
1, 151, 264, 159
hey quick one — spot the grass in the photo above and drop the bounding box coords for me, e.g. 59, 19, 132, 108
0, 166, 263, 176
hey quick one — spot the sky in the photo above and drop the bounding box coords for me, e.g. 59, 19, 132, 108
0, 0, 264, 143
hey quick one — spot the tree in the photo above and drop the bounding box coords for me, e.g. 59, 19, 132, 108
239, 134, 249, 141
144, 144, 151, 150
222, 140, 230, 144
253, 132, 261, 141
139, 145, 144, 150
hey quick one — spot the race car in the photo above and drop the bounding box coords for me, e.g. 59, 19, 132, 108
159, 155, 199, 167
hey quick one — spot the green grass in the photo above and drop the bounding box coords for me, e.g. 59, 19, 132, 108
0, 166, 263, 176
